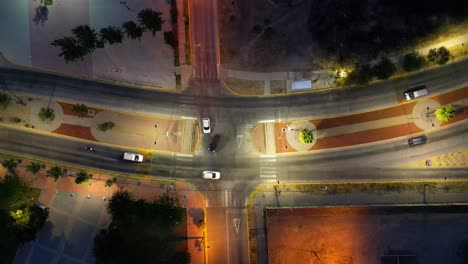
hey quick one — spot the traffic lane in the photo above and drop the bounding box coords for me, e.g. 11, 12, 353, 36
226, 209, 249, 264
206, 207, 229, 264
0, 127, 148, 174
3, 58, 468, 120
276, 119, 468, 169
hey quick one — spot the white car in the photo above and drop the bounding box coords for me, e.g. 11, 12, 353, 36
123, 152, 144, 162
202, 117, 211, 134
202, 171, 220, 180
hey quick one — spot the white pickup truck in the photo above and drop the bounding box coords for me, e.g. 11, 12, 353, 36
123, 152, 144, 162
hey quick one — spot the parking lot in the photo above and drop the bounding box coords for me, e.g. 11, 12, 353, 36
266, 205, 468, 264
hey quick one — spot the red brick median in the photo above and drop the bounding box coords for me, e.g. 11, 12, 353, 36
53, 124, 97, 141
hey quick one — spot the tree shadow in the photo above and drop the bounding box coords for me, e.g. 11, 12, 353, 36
33, 6, 49, 26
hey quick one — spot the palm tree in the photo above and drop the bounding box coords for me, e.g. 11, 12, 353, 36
435, 104, 455, 122
2, 158, 18, 173
75, 171, 90, 184
26, 162, 42, 176
0, 92, 12, 110
298, 129, 314, 144
51, 37, 86, 63
72, 25, 98, 53
46, 166, 64, 181
97, 121, 115, 132
38, 107, 55, 122
99, 26, 124, 45
138, 8, 164, 36
72, 103, 89, 118
122, 21, 144, 40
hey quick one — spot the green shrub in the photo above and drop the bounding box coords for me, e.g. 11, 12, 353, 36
9, 117, 22, 124
298, 129, 314, 144
38, 108, 55, 122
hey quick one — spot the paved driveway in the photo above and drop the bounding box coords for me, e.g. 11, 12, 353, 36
17, 192, 109, 264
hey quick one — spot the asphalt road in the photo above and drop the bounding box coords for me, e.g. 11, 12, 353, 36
1, 59, 468, 264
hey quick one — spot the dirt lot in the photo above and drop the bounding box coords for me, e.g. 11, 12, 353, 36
266, 206, 468, 264
218, 0, 468, 72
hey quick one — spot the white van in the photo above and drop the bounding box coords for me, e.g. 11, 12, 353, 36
403, 85, 428, 100
123, 152, 143, 162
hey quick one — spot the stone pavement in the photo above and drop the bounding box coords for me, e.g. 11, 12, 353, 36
0, 95, 197, 154
221, 34, 468, 95
0, 0, 189, 90
0, 156, 205, 264
253, 86, 468, 154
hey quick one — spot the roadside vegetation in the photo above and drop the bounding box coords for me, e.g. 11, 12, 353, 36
436, 104, 455, 122
93, 190, 190, 263
298, 129, 313, 144
0, 173, 48, 263
51, 8, 165, 63
97, 121, 116, 132
38, 107, 55, 122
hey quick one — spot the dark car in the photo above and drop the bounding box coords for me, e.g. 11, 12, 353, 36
408, 135, 427, 147
208, 134, 220, 152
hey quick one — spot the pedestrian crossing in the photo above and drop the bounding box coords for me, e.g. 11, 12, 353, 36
259, 155, 277, 178
173, 154, 194, 177
204, 189, 246, 208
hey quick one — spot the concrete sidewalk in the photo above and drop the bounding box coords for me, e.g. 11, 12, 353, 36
0, 95, 198, 154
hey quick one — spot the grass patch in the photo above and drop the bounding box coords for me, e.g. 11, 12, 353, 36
0, 186, 41, 211
269, 181, 461, 196
175, 73, 181, 89
223, 77, 264, 95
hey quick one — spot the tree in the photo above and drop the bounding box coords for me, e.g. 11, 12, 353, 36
427, 47, 451, 65
72, 103, 89, 118
345, 64, 374, 85
2, 158, 18, 173
75, 171, 90, 184
122, 21, 144, 40
403, 51, 425, 72
0, 92, 12, 110
138, 8, 164, 36
164, 31, 178, 49
97, 121, 115, 132
435, 104, 455, 122
0, 175, 27, 206
170, 252, 191, 264
38, 107, 55, 122
99, 26, 124, 45
105, 178, 117, 187
51, 37, 87, 63
26, 162, 42, 176
94, 190, 189, 263
46, 166, 64, 181
298, 129, 314, 144
72, 25, 98, 54
10, 208, 30, 227
373, 57, 396, 80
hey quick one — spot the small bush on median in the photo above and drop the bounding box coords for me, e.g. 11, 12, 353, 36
298, 129, 314, 144
38, 108, 55, 122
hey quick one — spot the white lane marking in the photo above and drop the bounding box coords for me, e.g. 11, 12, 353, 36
233, 218, 240, 234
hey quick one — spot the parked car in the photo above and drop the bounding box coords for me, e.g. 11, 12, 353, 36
408, 135, 427, 147
202, 171, 220, 180
202, 117, 211, 134
123, 152, 144, 162
208, 134, 221, 152
403, 85, 428, 100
